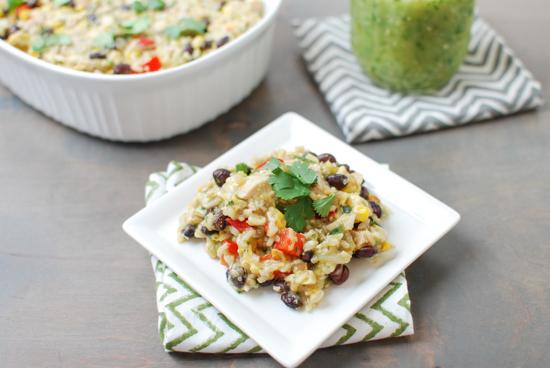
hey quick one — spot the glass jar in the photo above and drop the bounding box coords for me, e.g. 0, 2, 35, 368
351, 0, 475, 94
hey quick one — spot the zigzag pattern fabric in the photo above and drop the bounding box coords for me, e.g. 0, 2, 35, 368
293, 15, 543, 143
145, 161, 414, 353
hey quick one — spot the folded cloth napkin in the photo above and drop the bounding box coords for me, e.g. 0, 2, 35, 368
293, 15, 543, 143
145, 161, 413, 353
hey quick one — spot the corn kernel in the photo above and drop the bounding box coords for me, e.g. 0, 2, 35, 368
355, 205, 371, 222
380, 241, 392, 252
18, 9, 31, 21
274, 209, 286, 229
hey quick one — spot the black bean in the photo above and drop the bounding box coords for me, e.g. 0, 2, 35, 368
326, 174, 348, 190
369, 201, 382, 218
360, 186, 370, 200
329, 264, 349, 285
181, 224, 196, 239
213, 211, 227, 231
353, 245, 377, 258
339, 163, 354, 173
226, 264, 247, 290
258, 279, 274, 287
113, 63, 132, 74
318, 153, 336, 163
213, 168, 231, 187
1, 25, 18, 40
200, 225, 217, 236
183, 42, 193, 54
272, 279, 289, 294
300, 250, 314, 263
202, 40, 213, 50
89, 52, 107, 60
281, 291, 301, 309
216, 36, 230, 48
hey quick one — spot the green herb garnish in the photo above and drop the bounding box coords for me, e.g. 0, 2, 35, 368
54, 0, 73, 6
329, 226, 343, 235
121, 16, 150, 36
8, 0, 23, 11
133, 0, 147, 13
148, 0, 165, 10
289, 161, 317, 185
284, 197, 315, 232
268, 168, 310, 200
164, 17, 206, 39
31, 33, 72, 53
262, 157, 281, 171
235, 163, 251, 175
93, 32, 115, 49
313, 194, 336, 217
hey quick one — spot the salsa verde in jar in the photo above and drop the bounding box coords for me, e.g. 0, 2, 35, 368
351, 0, 474, 94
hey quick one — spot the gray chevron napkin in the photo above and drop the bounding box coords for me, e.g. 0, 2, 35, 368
293, 15, 543, 143
145, 161, 413, 353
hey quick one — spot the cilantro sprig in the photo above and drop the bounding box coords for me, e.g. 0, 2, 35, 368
312, 194, 336, 217
268, 168, 310, 200
31, 33, 72, 53
120, 16, 150, 36
8, 0, 24, 12
284, 197, 314, 232
265, 157, 323, 232
165, 17, 207, 39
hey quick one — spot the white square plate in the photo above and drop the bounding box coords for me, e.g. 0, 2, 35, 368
123, 112, 460, 367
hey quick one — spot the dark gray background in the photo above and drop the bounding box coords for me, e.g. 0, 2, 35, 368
1, 0, 549, 367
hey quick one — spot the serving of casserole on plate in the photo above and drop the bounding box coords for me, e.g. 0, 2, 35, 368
123, 112, 460, 368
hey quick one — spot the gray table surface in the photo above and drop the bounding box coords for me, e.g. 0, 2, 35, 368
1, 0, 549, 367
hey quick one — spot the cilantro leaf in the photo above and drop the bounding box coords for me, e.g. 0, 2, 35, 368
289, 161, 317, 185
235, 163, 251, 175
133, 0, 147, 13
31, 33, 72, 53
121, 16, 150, 36
284, 197, 314, 232
93, 32, 115, 49
165, 17, 206, 39
262, 157, 281, 171
313, 194, 336, 217
8, 0, 24, 12
268, 170, 310, 200
54, 0, 72, 6
329, 226, 343, 235
148, 0, 165, 10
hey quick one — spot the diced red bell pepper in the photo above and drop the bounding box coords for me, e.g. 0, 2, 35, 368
274, 228, 305, 257
15, 4, 31, 17
224, 240, 239, 257
138, 36, 155, 49
260, 254, 272, 262
226, 218, 250, 232
273, 270, 291, 278
141, 56, 162, 72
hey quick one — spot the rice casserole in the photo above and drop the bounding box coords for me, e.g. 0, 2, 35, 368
178, 147, 395, 311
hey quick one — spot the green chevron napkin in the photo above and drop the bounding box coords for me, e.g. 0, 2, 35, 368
145, 161, 414, 353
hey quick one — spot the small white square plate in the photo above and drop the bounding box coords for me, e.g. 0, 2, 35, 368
123, 112, 460, 368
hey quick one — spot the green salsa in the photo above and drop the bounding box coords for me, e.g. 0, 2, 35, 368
351, 0, 474, 94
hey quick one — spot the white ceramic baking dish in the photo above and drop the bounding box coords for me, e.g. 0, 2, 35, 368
0, 0, 281, 142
